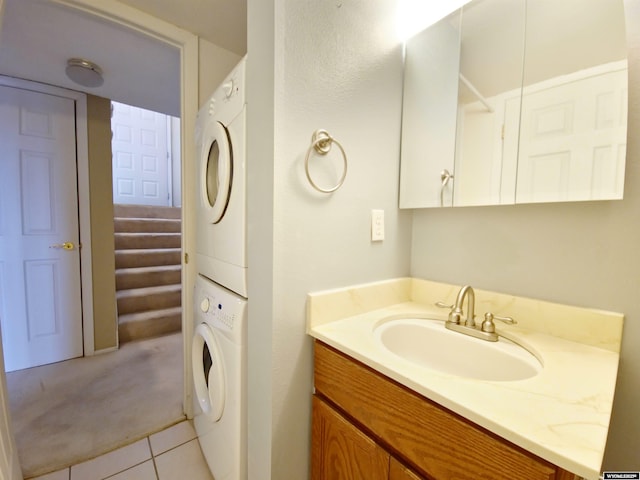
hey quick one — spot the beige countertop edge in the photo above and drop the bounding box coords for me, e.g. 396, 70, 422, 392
308, 304, 620, 480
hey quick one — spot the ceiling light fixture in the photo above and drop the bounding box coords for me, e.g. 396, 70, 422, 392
65, 58, 104, 87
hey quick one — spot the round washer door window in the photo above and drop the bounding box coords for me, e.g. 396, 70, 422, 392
192, 322, 225, 421
200, 121, 233, 224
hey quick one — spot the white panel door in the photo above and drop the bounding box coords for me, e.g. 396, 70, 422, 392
0, 85, 83, 372
111, 101, 171, 206
516, 67, 627, 203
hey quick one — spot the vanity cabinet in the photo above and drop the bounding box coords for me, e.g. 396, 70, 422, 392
311, 341, 581, 480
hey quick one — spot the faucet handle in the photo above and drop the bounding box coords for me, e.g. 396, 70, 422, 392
435, 301, 454, 310
435, 301, 461, 325
481, 312, 516, 333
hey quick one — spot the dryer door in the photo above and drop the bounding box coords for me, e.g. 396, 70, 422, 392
200, 121, 232, 224
192, 322, 225, 421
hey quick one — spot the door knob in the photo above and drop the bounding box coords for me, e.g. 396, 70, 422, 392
49, 242, 75, 250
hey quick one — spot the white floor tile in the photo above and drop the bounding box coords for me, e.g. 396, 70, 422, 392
149, 420, 196, 456
105, 460, 157, 480
70, 439, 151, 480
29, 468, 69, 480
155, 439, 213, 480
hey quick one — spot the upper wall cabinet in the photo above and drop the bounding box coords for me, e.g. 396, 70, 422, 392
399, 0, 628, 209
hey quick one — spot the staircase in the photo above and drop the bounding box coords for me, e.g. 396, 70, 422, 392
114, 204, 182, 343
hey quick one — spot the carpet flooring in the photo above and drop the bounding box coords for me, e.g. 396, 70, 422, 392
6, 332, 185, 479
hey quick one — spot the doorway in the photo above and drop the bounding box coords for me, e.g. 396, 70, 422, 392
0, 1, 199, 477
111, 101, 182, 208
0, 78, 184, 478
111, 102, 183, 343
0, 83, 84, 372
0, 76, 96, 370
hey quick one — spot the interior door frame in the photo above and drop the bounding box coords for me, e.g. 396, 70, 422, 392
0, 74, 95, 357
0, 2, 197, 476
49, 0, 199, 417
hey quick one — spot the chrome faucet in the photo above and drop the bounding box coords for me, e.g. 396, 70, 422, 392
439, 285, 517, 342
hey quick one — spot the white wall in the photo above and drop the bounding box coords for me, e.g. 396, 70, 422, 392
410, 0, 640, 470
246, 0, 412, 478
246, 0, 275, 476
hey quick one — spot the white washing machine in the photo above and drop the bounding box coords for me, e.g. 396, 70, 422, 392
196, 56, 247, 298
192, 274, 247, 479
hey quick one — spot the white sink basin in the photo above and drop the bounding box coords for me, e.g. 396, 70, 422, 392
373, 318, 542, 381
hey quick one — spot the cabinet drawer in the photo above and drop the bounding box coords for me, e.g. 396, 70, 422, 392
314, 341, 575, 480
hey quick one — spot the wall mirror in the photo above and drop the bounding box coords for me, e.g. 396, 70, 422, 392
399, 0, 628, 208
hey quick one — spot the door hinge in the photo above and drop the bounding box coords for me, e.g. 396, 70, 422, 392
184, 252, 189, 264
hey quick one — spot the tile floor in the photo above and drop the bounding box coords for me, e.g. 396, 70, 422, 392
30, 421, 213, 480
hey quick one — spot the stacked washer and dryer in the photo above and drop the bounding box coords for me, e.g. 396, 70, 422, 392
192, 56, 248, 480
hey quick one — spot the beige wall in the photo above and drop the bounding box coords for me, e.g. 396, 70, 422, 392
86, 95, 118, 351
410, 0, 640, 470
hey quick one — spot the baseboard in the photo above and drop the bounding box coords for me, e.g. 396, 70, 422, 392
90, 345, 119, 356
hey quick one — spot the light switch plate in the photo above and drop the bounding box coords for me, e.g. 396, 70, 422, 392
371, 209, 384, 241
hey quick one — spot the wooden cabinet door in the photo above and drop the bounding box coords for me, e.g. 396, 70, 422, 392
389, 458, 425, 480
312, 395, 389, 480
314, 342, 560, 480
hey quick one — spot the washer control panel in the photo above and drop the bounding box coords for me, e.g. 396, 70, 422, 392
200, 295, 237, 329
196, 275, 247, 344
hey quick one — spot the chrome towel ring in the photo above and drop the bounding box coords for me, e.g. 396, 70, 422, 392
305, 129, 348, 193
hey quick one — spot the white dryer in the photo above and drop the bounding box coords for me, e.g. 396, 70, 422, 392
196, 56, 247, 298
192, 274, 247, 479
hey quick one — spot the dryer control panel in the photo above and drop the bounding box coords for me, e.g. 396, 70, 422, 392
203, 56, 246, 125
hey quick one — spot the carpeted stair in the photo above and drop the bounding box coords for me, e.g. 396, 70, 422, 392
114, 204, 182, 343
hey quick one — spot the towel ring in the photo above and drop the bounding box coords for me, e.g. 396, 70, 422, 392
305, 129, 348, 193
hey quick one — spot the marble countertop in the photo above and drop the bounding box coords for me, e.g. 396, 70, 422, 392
307, 278, 623, 480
